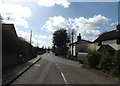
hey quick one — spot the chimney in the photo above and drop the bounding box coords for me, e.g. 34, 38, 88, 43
77, 33, 81, 41
116, 23, 120, 32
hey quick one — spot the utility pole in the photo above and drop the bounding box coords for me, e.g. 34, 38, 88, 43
30, 30, 32, 44
72, 30, 73, 58
118, 1, 120, 24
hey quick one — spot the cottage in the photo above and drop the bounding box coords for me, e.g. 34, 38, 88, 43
94, 24, 120, 55
69, 33, 94, 58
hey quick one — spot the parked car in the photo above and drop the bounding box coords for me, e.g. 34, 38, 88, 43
77, 52, 88, 64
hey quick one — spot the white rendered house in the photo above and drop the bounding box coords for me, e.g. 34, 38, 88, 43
94, 24, 120, 55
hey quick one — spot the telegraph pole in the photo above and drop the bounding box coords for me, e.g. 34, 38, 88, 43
72, 30, 73, 58
30, 30, 32, 44
118, 1, 120, 24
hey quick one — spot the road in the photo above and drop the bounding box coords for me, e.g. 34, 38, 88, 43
12, 52, 119, 84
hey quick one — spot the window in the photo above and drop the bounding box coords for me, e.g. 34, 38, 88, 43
98, 41, 102, 46
117, 39, 120, 44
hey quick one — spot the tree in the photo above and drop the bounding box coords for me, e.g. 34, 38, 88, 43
52, 29, 70, 55
0, 14, 3, 25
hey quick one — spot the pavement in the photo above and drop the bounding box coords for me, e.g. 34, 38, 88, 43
9, 52, 120, 85
2, 55, 41, 86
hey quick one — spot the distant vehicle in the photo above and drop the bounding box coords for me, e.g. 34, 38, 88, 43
77, 52, 88, 64
48, 51, 50, 53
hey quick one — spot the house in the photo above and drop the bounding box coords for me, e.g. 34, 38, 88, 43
69, 33, 94, 58
2, 23, 19, 69
94, 24, 120, 55
2, 23, 18, 38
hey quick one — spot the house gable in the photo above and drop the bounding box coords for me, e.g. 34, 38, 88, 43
98, 45, 115, 55
94, 24, 120, 51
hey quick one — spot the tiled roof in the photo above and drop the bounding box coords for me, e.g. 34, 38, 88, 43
2, 23, 17, 37
69, 39, 93, 45
94, 30, 120, 43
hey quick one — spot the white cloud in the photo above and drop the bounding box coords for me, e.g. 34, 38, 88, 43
72, 14, 111, 40
0, 1, 31, 28
1, 0, 119, 3
17, 30, 30, 41
69, 0, 119, 2
32, 37, 52, 48
38, 0, 70, 8
35, 35, 49, 39
41, 14, 110, 41
111, 22, 118, 26
17, 30, 52, 48
41, 16, 67, 32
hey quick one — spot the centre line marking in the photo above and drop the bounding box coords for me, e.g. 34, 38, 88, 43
55, 63, 68, 85
61, 72, 67, 84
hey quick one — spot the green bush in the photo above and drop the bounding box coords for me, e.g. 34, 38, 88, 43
110, 68, 119, 77
110, 50, 120, 77
100, 54, 113, 73
84, 50, 101, 68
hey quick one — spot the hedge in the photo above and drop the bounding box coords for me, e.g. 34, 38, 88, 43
100, 54, 113, 73
84, 50, 101, 68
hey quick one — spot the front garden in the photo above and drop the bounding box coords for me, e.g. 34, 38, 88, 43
84, 50, 120, 78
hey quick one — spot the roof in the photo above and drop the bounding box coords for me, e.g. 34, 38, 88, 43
98, 45, 115, 51
94, 30, 120, 43
2, 23, 17, 37
69, 39, 93, 45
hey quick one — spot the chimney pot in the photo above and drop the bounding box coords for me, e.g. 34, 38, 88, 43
77, 33, 81, 41
116, 23, 120, 32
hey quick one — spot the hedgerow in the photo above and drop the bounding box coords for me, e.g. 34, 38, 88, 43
84, 50, 101, 68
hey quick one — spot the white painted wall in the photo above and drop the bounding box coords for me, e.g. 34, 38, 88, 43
102, 39, 118, 50
95, 39, 120, 50
70, 45, 76, 56
70, 46, 72, 55
73, 45, 76, 56
94, 42, 100, 50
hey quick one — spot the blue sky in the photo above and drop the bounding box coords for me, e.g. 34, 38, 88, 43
0, 0, 119, 48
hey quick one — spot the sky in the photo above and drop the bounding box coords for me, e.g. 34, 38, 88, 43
0, 0, 119, 48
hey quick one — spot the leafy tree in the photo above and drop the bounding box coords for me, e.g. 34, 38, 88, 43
0, 14, 3, 24
52, 29, 70, 55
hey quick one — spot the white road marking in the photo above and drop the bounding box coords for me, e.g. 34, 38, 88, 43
34, 64, 41, 67
61, 72, 67, 84
55, 63, 68, 84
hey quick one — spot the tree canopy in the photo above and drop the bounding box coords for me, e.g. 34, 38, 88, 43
52, 29, 70, 55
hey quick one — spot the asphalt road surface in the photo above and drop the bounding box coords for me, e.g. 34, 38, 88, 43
12, 52, 119, 84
